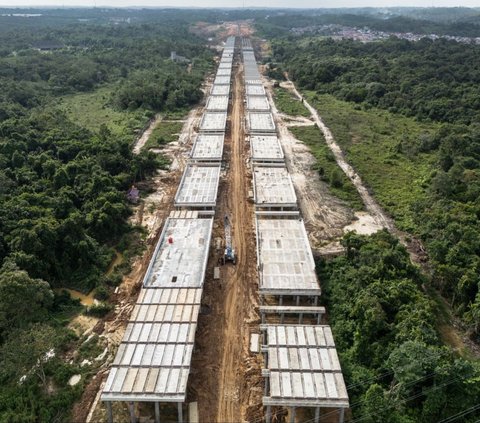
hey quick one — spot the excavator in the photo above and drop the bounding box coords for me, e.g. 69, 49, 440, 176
222, 214, 236, 265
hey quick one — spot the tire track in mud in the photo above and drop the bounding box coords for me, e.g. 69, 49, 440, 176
215, 56, 261, 423
191, 45, 262, 423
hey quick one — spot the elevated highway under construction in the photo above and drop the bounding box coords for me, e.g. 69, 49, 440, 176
100, 29, 349, 423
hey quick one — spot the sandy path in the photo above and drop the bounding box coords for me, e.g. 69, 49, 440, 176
282, 78, 396, 233
132, 114, 162, 154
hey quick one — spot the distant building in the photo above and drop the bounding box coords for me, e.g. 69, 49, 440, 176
170, 51, 190, 64
127, 186, 140, 204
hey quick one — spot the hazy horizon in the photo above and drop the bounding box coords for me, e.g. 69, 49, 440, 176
0, 1, 479, 9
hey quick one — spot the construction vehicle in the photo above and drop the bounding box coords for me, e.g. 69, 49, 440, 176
222, 214, 236, 265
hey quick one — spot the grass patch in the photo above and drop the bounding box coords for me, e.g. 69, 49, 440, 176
163, 109, 189, 120
289, 125, 364, 210
274, 86, 310, 117
303, 92, 439, 232
144, 120, 184, 149
58, 85, 151, 137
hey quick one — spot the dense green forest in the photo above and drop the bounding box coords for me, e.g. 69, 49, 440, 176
267, 34, 480, 340
0, 13, 213, 289
272, 38, 480, 125
319, 232, 480, 422
0, 10, 214, 421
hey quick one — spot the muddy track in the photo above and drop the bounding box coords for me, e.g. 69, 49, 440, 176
215, 61, 248, 421
216, 60, 260, 423
190, 49, 262, 423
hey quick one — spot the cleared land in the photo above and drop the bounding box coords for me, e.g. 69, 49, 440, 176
59, 85, 149, 136
302, 92, 439, 232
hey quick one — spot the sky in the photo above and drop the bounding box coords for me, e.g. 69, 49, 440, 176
0, 0, 479, 8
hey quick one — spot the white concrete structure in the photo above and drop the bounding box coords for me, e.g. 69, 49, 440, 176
241, 36, 349, 423
143, 216, 213, 289
245, 79, 263, 85
247, 84, 266, 96
102, 214, 214, 423
211, 84, 230, 96
247, 112, 276, 133
262, 324, 349, 423
216, 68, 231, 76
214, 75, 231, 85
245, 70, 261, 81
219, 62, 232, 69
259, 305, 326, 325
225, 36, 236, 49
247, 96, 270, 111
102, 35, 239, 423
190, 134, 224, 162
250, 135, 284, 164
243, 51, 260, 81
103, 288, 201, 401
253, 167, 297, 209
206, 95, 229, 112
174, 164, 221, 209
255, 218, 320, 297
242, 37, 253, 50
253, 166, 297, 209
199, 112, 228, 133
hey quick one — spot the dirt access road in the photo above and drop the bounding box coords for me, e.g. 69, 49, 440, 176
189, 47, 263, 423
283, 79, 395, 233
280, 78, 432, 265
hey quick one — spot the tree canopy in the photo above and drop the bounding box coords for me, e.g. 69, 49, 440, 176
272, 37, 480, 125
0, 263, 53, 340
0, 11, 214, 421
319, 231, 480, 422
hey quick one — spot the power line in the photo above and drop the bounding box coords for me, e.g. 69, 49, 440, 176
246, 367, 403, 423
437, 404, 480, 423
316, 369, 439, 422
275, 372, 466, 423
248, 367, 455, 423
348, 375, 464, 423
